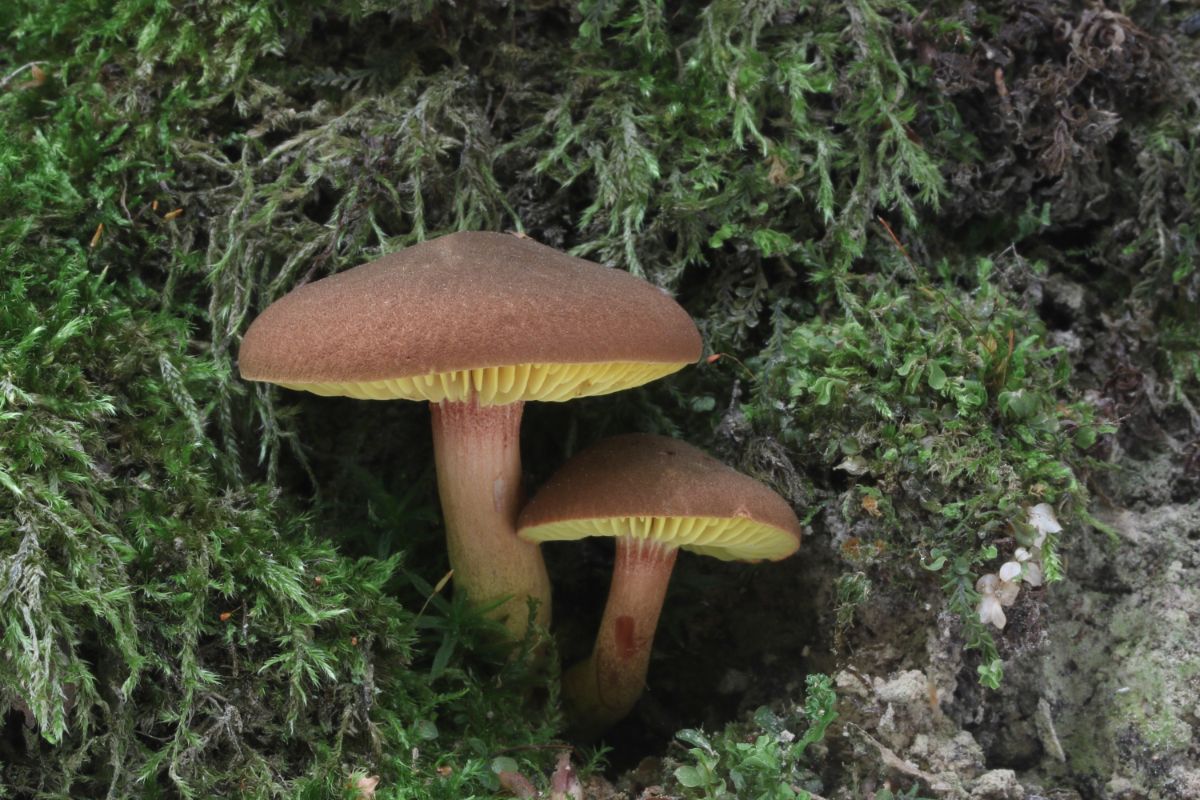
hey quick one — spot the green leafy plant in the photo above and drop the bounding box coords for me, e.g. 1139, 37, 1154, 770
670, 674, 837, 799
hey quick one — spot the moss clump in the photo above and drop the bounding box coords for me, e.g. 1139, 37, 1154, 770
740, 255, 1109, 685
2, 0, 1198, 796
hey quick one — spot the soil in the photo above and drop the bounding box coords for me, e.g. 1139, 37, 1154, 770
558, 297, 1200, 798
562, 444, 1198, 800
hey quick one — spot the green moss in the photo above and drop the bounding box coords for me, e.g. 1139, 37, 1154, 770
2, 0, 1198, 795
742, 256, 1106, 679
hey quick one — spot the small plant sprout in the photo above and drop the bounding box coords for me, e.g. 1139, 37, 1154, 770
978, 503, 1063, 628
240, 232, 701, 638
518, 434, 801, 736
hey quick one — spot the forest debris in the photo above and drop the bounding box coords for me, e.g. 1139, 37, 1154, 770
499, 770, 537, 798
549, 751, 582, 800
352, 775, 380, 798
845, 723, 959, 797
1, 61, 48, 91
1035, 698, 1066, 763
968, 770, 1023, 800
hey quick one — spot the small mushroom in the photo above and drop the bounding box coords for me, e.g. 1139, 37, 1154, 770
240, 233, 701, 637
517, 434, 802, 735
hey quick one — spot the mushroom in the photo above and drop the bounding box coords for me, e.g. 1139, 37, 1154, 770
517, 433, 802, 735
239, 232, 701, 638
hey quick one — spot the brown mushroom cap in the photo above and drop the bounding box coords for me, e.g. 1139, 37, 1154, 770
238, 232, 701, 404
518, 434, 802, 562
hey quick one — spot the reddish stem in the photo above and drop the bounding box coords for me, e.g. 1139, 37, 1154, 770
563, 537, 678, 736
430, 399, 551, 638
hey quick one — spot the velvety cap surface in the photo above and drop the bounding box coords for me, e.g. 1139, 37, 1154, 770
238, 232, 701, 397
518, 434, 802, 561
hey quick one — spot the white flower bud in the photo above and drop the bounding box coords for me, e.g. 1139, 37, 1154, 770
978, 594, 1006, 629
999, 561, 1022, 582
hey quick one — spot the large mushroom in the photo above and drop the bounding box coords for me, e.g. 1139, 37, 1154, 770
517, 433, 801, 735
239, 232, 701, 637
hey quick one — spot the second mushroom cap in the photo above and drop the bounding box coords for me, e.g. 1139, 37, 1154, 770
518, 433, 802, 561
517, 433, 802, 736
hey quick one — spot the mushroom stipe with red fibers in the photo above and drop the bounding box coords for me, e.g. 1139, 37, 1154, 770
518, 433, 802, 735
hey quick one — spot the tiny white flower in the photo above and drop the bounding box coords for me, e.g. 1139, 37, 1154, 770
976, 574, 999, 594
998, 561, 1022, 583
978, 594, 1006, 629
998, 546, 1044, 588
975, 572, 1017, 627
1027, 503, 1062, 547
995, 578, 1020, 607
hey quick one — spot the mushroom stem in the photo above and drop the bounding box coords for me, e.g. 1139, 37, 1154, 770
430, 398, 551, 639
563, 536, 678, 737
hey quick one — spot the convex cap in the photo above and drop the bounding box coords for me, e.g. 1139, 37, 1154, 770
239, 232, 701, 404
518, 434, 802, 561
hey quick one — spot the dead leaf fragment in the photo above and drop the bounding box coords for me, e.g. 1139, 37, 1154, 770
353, 775, 380, 798
861, 494, 882, 518
550, 751, 583, 800
498, 770, 537, 798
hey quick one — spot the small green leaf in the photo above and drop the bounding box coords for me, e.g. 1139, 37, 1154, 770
927, 361, 947, 391
1074, 426, 1098, 449
676, 728, 714, 755
896, 352, 922, 376
977, 659, 1004, 689
674, 765, 706, 788
708, 223, 737, 249
922, 555, 947, 571
430, 633, 456, 680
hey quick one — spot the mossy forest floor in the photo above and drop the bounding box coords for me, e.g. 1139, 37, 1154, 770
2, 2, 1198, 798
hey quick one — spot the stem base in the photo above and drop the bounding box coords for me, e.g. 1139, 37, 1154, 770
564, 538, 677, 737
